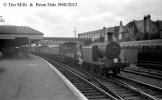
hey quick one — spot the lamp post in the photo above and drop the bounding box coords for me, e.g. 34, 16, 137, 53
0, 16, 5, 25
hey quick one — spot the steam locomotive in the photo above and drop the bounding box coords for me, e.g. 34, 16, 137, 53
81, 42, 129, 75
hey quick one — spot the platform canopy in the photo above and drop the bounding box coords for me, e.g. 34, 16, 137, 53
0, 25, 44, 47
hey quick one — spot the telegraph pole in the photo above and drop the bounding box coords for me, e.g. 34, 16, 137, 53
74, 26, 77, 45
73, 26, 77, 60
74, 26, 77, 39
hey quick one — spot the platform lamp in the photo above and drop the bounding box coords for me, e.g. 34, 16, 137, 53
0, 16, 5, 25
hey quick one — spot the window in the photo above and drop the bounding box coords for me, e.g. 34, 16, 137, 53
88, 34, 90, 38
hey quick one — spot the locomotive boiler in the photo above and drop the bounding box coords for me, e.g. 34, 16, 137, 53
82, 41, 128, 75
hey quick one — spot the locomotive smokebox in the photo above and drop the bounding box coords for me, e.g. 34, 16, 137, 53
97, 42, 121, 59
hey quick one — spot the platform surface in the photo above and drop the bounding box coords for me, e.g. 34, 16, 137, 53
0, 54, 84, 100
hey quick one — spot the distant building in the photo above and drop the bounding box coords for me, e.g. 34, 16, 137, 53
78, 15, 162, 43
123, 15, 162, 41
78, 26, 120, 43
78, 27, 107, 42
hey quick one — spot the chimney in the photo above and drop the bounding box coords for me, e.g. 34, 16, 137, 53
147, 14, 151, 39
119, 21, 124, 33
147, 14, 151, 20
103, 27, 106, 35
144, 15, 147, 34
103, 27, 107, 42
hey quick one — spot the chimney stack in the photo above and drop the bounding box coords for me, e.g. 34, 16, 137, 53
119, 21, 124, 33
147, 14, 151, 20
103, 27, 107, 42
103, 27, 106, 35
144, 15, 147, 34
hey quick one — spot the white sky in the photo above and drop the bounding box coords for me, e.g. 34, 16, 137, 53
0, 0, 162, 37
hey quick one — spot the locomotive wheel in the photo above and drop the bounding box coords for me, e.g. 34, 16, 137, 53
105, 70, 110, 77
112, 68, 120, 75
104, 68, 110, 77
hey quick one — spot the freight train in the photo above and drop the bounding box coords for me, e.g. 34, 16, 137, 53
120, 39, 162, 70
31, 41, 129, 75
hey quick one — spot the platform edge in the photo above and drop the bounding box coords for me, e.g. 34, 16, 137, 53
33, 55, 88, 100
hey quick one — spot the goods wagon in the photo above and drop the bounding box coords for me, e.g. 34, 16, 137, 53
59, 42, 77, 58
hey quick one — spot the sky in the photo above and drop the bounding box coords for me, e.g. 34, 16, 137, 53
0, 0, 162, 37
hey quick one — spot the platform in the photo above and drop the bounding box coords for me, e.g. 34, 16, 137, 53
0, 54, 87, 100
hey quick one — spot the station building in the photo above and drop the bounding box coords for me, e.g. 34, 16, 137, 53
123, 15, 162, 41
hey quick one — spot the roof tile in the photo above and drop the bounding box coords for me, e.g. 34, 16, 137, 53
0, 25, 43, 35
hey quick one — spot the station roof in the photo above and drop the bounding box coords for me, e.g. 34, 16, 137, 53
0, 25, 44, 48
0, 25, 43, 39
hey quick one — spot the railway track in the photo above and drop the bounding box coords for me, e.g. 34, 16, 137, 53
72, 65, 161, 100
36, 55, 162, 100
123, 66, 162, 80
45, 58, 117, 100
115, 75, 162, 100
138, 61, 162, 70
43, 57, 161, 100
